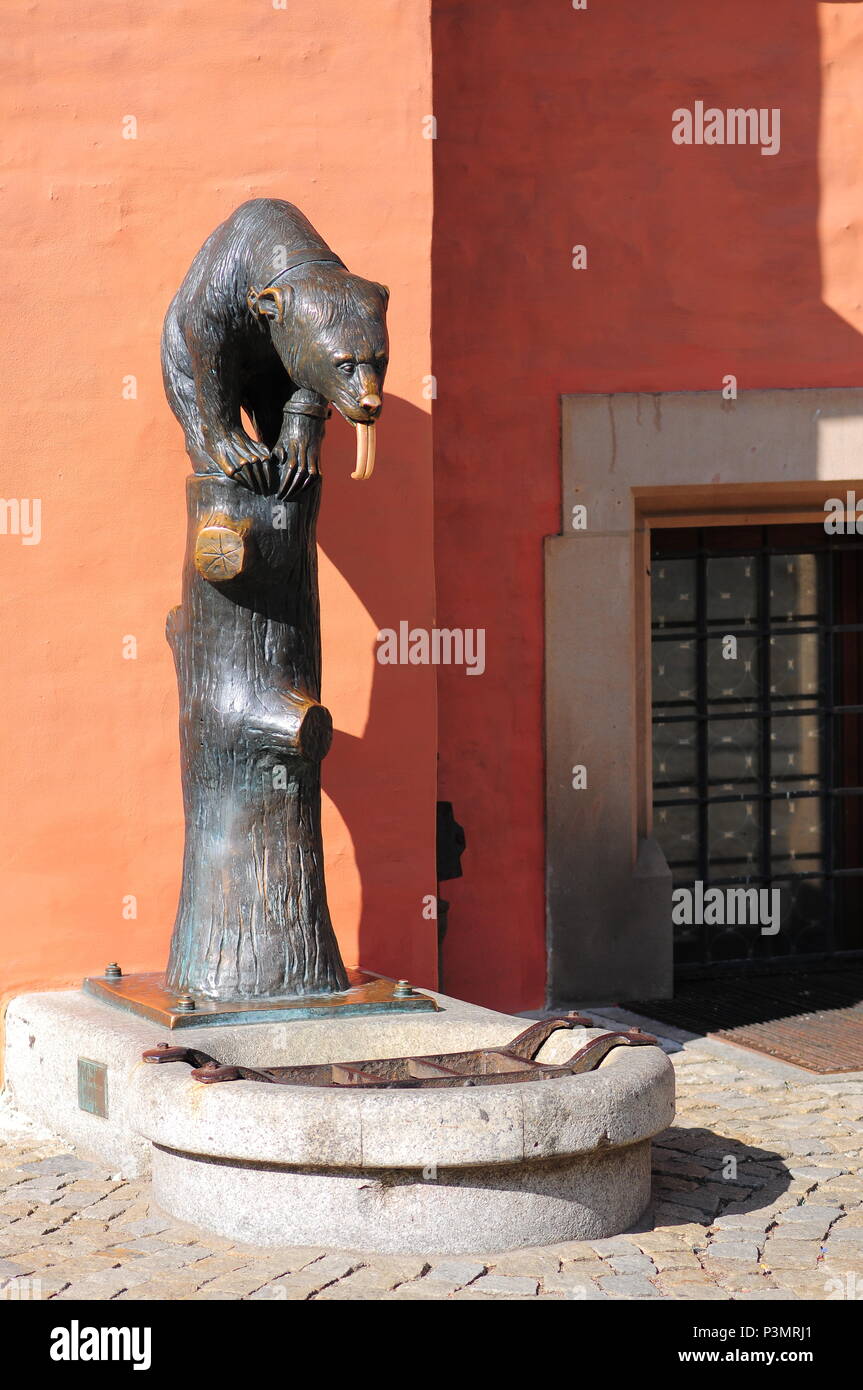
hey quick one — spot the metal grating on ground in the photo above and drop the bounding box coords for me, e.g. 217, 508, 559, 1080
629, 968, 863, 1073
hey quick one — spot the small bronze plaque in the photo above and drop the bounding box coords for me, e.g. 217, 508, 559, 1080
77, 1058, 108, 1117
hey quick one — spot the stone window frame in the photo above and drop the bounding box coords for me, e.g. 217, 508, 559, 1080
545, 390, 863, 1005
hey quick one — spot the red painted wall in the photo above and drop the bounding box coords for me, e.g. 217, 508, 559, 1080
0, 1, 437, 1024
432, 0, 863, 1010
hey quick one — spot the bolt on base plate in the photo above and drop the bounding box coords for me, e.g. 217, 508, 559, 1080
82, 968, 439, 1029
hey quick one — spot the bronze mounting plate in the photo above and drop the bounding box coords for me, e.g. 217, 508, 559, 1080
83, 969, 439, 1029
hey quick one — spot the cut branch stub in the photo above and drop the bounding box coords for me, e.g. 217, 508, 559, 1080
247, 689, 334, 762
194, 521, 248, 582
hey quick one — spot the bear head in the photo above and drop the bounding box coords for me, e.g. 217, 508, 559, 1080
248, 266, 389, 426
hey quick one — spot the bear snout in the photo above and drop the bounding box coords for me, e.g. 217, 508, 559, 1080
336, 391, 383, 425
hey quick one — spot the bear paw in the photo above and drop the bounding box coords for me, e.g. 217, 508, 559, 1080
272, 437, 321, 500
212, 430, 274, 494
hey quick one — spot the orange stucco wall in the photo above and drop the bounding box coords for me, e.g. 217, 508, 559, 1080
0, 1, 437, 1020
432, 1, 863, 1011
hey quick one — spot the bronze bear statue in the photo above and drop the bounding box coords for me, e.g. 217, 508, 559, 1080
161, 198, 389, 497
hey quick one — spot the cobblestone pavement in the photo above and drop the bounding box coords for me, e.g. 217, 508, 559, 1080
2, 1023, 863, 1301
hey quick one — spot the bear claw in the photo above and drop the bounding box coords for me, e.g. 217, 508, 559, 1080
213, 431, 273, 494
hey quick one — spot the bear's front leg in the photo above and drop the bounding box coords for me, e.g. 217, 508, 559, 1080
183, 346, 274, 493
272, 391, 330, 499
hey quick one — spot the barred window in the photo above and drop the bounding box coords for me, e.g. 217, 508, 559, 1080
651, 524, 863, 972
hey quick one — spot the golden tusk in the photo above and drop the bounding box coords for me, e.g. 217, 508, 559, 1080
351, 422, 372, 480
351, 423, 367, 479
363, 422, 376, 479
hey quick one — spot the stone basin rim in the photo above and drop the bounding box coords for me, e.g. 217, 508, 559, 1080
129, 1041, 675, 1171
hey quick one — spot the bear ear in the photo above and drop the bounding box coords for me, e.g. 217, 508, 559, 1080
374, 283, 390, 307
247, 284, 293, 323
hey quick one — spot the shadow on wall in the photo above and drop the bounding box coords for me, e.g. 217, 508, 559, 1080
431, 0, 863, 1010
317, 391, 437, 987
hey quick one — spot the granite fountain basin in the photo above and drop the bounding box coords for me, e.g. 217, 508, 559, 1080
4, 988, 674, 1254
